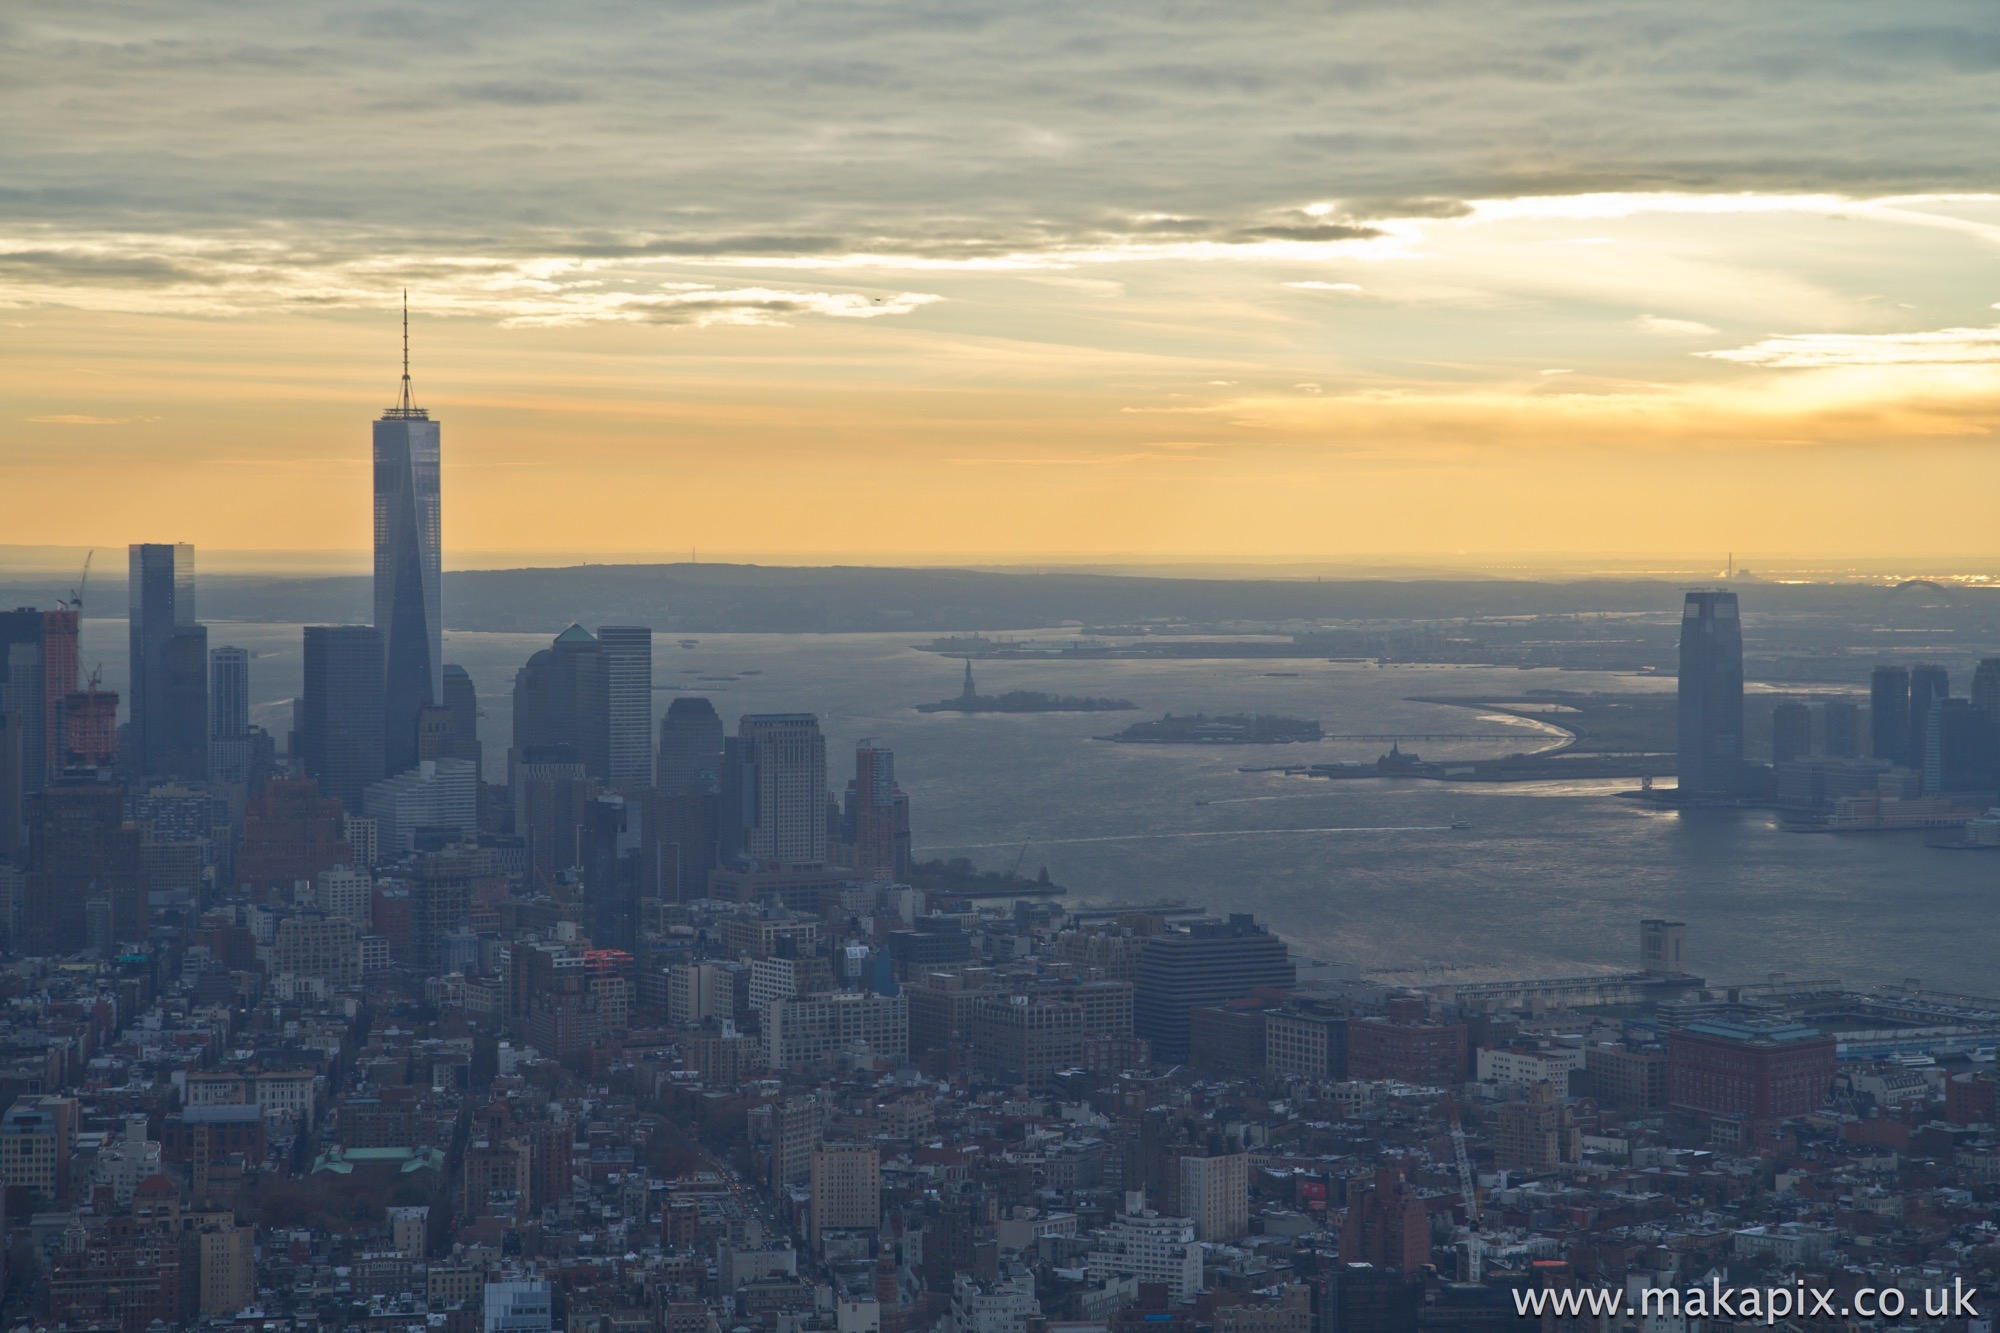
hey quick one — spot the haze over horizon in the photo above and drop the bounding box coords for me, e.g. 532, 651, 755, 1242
10, 3, 2000, 562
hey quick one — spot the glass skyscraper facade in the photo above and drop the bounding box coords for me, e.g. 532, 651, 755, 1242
374, 381, 442, 779
128, 542, 207, 780
1676, 589, 1743, 797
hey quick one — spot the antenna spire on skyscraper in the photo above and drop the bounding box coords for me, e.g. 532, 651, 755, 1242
386, 290, 427, 420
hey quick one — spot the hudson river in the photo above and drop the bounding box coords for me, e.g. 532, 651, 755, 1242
86, 621, 1997, 994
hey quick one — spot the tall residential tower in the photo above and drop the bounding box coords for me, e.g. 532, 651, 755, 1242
374, 303, 443, 778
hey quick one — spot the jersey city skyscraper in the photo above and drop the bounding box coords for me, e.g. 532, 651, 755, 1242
1676, 589, 1744, 798
374, 300, 443, 777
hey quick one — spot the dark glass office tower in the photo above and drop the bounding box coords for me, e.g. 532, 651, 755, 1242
1908, 663, 1950, 780
210, 646, 249, 740
374, 322, 442, 779
128, 543, 206, 779
1871, 665, 1910, 764
1676, 590, 1744, 797
300, 626, 386, 813
583, 793, 643, 950
657, 696, 725, 793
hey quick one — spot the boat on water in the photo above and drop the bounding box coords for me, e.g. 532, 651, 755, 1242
1450, 815, 1472, 830
678, 639, 699, 648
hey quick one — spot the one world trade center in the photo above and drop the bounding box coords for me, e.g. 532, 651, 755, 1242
375, 299, 442, 777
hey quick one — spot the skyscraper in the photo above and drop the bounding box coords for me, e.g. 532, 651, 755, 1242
210, 647, 249, 740
583, 793, 643, 950
1822, 698, 1859, 759
1909, 663, 1950, 780
597, 626, 653, 789
724, 713, 828, 866
1974, 658, 2000, 723
441, 664, 481, 774
510, 627, 610, 783
299, 626, 386, 813
1871, 665, 1910, 764
658, 696, 724, 793
128, 544, 206, 779
1770, 701, 1811, 765
1134, 914, 1295, 1062
846, 740, 910, 880
374, 309, 443, 779
1675, 590, 1743, 797
0, 609, 78, 793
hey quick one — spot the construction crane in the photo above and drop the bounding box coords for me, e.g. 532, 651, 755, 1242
65, 549, 93, 612
1447, 1094, 1482, 1281
1008, 840, 1032, 878
1447, 1094, 1479, 1226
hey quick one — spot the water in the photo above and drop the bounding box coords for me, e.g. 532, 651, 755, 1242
81, 619, 2000, 993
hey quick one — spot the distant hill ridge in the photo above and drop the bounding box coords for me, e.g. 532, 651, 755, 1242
0, 561, 1979, 635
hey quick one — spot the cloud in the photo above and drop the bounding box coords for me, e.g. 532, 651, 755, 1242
1702, 325, 2000, 368
1284, 281, 1364, 292
25, 414, 139, 425
1635, 314, 1721, 337
5, 2, 1997, 273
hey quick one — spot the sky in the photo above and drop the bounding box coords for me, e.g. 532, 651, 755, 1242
7, 2, 2000, 567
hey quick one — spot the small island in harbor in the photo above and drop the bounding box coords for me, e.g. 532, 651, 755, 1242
916, 660, 1137, 713
1101, 711, 1323, 743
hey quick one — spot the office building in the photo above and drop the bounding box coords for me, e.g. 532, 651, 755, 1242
844, 740, 910, 880
362, 757, 478, 856
668, 961, 730, 1026
1640, 918, 1687, 975
1770, 701, 1811, 764
210, 646, 249, 741
129, 543, 208, 780
375, 340, 443, 779
440, 664, 481, 771
0, 713, 22, 864
0, 1095, 76, 1201
317, 865, 373, 924
0, 609, 80, 793
1675, 590, 1743, 797
273, 914, 361, 987
1264, 1010, 1347, 1080
1974, 658, 2000, 723
513, 750, 592, 885
969, 994, 1083, 1085
583, 792, 644, 950
1666, 1019, 1836, 1123
1909, 663, 1951, 780
1871, 665, 1910, 763
300, 624, 386, 808
658, 695, 725, 792
24, 780, 144, 954
1822, 697, 1859, 758
484, 1280, 553, 1333
300, 626, 386, 812
1178, 1150, 1249, 1242
1134, 914, 1294, 1062
810, 1143, 880, 1240
1925, 696, 1996, 795
763, 991, 908, 1069
1084, 1205, 1203, 1303
234, 777, 352, 899
597, 625, 653, 788
723, 713, 828, 866
1346, 1010, 1470, 1087
511, 627, 611, 783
